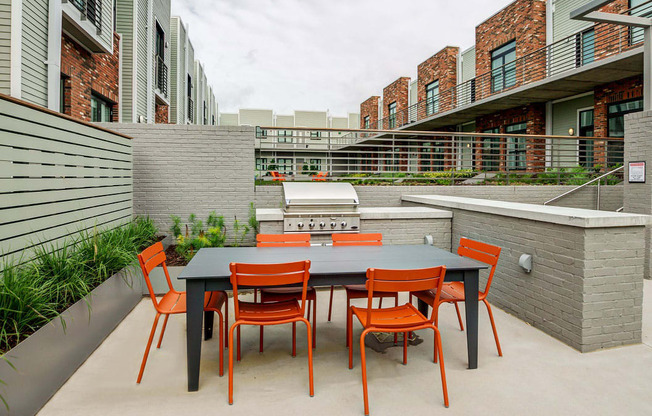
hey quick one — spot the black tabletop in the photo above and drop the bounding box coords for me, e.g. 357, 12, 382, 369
178, 244, 487, 280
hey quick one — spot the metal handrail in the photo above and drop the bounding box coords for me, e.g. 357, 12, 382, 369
543, 165, 624, 206
156, 56, 168, 97
71, 0, 102, 31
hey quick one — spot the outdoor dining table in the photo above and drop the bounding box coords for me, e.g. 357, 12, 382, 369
178, 244, 488, 392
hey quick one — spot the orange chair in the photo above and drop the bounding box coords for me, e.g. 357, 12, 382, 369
412, 237, 503, 356
136, 242, 228, 381
255, 234, 317, 350
270, 171, 286, 181
348, 267, 449, 414
228, 261, 314, 404
327, 233, 398, 346
312, 172, 327, 181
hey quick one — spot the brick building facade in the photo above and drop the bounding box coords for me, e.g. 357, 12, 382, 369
60, 33, 120, 122
417, 47, 458, 114
382, 77, 410, 130
360, 96, 380, 129
155, 104, 170, 124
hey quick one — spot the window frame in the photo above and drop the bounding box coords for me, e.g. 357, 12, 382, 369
90, 92, 114, 122
364, 115, 370, 129
577, 107, 595, 168
388, 102, 397, 129
481, 127, 501, 171
425, 80, 440, 116
505, 122, 527, 170
491, 40, 517, 93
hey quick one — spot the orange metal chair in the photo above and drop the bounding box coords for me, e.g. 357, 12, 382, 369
312, 172, 327, 181
136, 242, 228, 382
228, 260, 314, 404
270, 171, 286, 181
348, 266, 449, 414
412, 237, 503, 356
327, 233, 398, 346
255, 234, 317, 350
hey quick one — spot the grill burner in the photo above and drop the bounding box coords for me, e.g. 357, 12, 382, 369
282, 182, 360, 234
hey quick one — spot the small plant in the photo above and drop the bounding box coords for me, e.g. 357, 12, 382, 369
170, 215, 182, 238
248, 202, 259, 234
170, 211, 228, 261
232, 216, 250, 247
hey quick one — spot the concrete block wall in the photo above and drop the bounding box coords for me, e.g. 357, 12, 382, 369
98, 123, 256, 245
255, 184, 624, 211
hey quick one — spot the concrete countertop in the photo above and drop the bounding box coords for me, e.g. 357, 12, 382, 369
256, 207, 452, 221
402, 195, 652, 228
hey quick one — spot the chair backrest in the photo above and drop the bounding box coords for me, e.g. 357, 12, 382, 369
229, 261, 311, 319
271, 171, 286, 181
312, 172, 326, 181
257, 233, 311, 247
457, 237, 501, 297
332, 233, 382, 246
137, 242, 173, 312
364, 266, 446, 326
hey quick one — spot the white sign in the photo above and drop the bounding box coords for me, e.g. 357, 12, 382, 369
629, 161, 646, 183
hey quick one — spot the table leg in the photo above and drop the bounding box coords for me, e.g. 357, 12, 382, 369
464, 270, 479, 369
417, 298, 429, 318
187, 279, 205, 391
204, 311, 214, 341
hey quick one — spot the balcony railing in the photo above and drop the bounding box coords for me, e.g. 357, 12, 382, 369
369, 1, 650, 132
70, 0, 102, 31
156, 56, 168, 97
187, 97, 194, 122
255, 127, 624, 185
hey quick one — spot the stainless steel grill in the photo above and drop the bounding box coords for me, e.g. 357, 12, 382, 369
282, 182, 360, 234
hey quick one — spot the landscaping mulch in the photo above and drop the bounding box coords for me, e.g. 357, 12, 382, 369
164, 245, 189, 266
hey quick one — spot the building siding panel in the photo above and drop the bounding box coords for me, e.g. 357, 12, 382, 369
21, 0, 49, 107
0, 0, 11, 95
116, 0, 134, 122
553, 0, 593, 42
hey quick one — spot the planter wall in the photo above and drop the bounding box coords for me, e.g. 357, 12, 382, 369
0, 268, 144, 416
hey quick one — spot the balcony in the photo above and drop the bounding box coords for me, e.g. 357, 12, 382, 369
70, 0, 102, 31
188, 97, 194, 122
62, 0, 111, 53
155, 56, 169, 102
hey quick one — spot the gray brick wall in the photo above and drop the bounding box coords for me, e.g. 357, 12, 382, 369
255, 184, 623, 211
98, 124, 256, 245
403, 202, 644, 352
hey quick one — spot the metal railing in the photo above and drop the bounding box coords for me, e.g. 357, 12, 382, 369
254, 127, 624, 186
543, 165, 624, 209
366, 1, 651, 132
71, 0, 102, 31
187, 96, 194, 122
156, 56, 168, 97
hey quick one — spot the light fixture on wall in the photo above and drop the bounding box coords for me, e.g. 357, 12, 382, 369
568, 127, 575, 136
466, 143, 471, 148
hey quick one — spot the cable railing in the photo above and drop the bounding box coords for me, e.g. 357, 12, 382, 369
156, 56, 168, 97
187, 96, 194, 122
366, 1, 651, 133
254, 127, 624, 186
70, 0, 103, 31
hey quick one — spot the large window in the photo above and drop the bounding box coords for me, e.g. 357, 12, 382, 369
256, 158, 268, 172
630, 0, 652, 44
608, 98, 643, 166
388, 102, 397, 128
91, 93, 114, 122
278, 130, 293, 143
364, 116, 370, 129
277, 158, 293, 174
482, 127, 501, 171
578, 109, 594, 167
491, 40, 516, 93
309, 159, 322, 172
425, 80, 439, 116
310, 131, 321, 138
575, 28, 595, 67
505, 122, 527, 170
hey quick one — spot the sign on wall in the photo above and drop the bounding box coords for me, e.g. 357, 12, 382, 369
628, 161, 646, 183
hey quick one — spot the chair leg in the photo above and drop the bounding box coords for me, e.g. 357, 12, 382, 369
217, 311, 224, 377
360, 328, 371, 416
228, 322, 240, 405
292, 322, 297, 357
306, 299, 311, 320
433, 326, 449, 408
346, 297, 351, 347
327, 285, 334, 322
254, 288, 258, 303
224, 296, 229, 349
156, 314, 169, 349
137, 313, 161, 384
393, 295, 399, 345
483, 299, 503, 357
348, 307, 354, 369
312, 297, 317, 349
403, 331, 408, 365
237, 325, 241, 362
260, 325, 264, 353
454, 302, 464, 331
300, 318, 315, 397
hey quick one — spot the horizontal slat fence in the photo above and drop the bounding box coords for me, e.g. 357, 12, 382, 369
0, 94, 134, 266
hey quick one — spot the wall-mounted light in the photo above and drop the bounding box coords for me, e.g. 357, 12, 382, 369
568, 127, 575, 136
466, 143, 471, 148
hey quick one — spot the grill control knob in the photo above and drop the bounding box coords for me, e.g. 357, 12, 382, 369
309, 222, 315, 229
297, 222, 304, 229
319, 221, 326, 228
341, 221, 347, 228
330, 222, 337, 228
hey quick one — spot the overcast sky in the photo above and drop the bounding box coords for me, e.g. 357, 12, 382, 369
171, 0, 515, 117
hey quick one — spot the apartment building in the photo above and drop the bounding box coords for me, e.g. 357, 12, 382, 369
358, 0, 649, 172
221, 108, 360, 176
0, 0, 218, 125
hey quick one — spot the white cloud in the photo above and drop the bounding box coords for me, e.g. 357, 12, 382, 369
172, 0, 516, 116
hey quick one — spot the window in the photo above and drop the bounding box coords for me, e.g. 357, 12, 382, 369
256, 158, 268, 172
155, 22, 165, 60
91, 93, 114, 122
578, 109, 594, 167
59, 74, 69, 114
482, 127, 501, 171
426, 80, 439, 116
630, 0, 652, 44
277, 158, 293, 174
608, 98, 642, 165
388, 102, 397, 129
505, 122, 527, 170
309, 159, 322, 171
212, 115, 215, 125
278, 130, 292, 143
575, 28, 595, 67
364, 116, 370, 129
203, 102, 207, 124
310, 131, 321, 138
491, 40, 516, 93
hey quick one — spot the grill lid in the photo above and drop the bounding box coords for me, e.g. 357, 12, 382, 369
283, 182, 359, 207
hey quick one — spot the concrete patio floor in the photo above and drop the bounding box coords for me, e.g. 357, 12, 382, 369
38, 282, 652, 416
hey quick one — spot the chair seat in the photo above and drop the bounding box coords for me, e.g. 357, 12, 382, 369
351, 303, 429, 329
238, 299, 303, 322
261, 287, 316, 302
156, 290, 227, 314
344, 285, 398, 299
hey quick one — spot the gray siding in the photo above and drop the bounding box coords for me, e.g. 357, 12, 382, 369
0, 0, 10, 95
551, 94, 595, 167
552, 0, 593, 42
136, 0, 148, 121
178, 20, 187, 123
461, 47, 475, 82
116, 0, 134, 122
153, 0, 171, 116
169, 17, 179, 124
0, 95, 133, 266
21, 0, 48, 107
99, 0, 114, 51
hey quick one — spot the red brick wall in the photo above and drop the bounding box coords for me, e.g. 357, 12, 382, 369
595, 0, 636, 61
475, 103, 546, 171
417, 47, 458, 116
382, 77, 411, 129
155, 104, 170, 124
594, 75, 643, 138
475, 0, 546, 97
360, 96, 380, 129
60, 33, 120, 122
